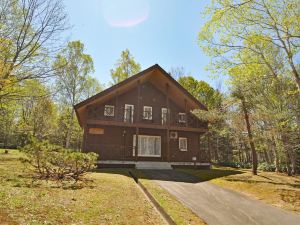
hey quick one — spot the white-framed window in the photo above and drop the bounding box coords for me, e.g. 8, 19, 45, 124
178, 113, 186, 123
124, 104, 134, 123
161, 108, 168, 125
143, 106, 152, 120
104, 105, 114, 117
133, 135, 161, 157
179, 137, 187, 151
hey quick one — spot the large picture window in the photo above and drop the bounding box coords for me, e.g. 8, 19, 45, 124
133, 135, 161, 157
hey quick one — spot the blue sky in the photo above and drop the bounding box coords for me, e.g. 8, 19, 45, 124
64, 0, 221, 89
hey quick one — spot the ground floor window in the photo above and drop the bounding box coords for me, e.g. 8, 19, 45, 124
133, 135, 161, 157
179, 137, 187, 151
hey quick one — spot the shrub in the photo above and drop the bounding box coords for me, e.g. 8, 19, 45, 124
217, 161, 240, 168
258, 162, 276, 172
21, 139, 98, 183
216, 161, 253, 169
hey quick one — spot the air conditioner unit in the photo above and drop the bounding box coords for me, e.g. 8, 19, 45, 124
170, 131, 178, 139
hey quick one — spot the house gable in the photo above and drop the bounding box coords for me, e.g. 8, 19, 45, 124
75, 64, 207, 127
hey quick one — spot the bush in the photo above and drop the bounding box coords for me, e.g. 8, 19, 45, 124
216, 161, 252, 169
217, 161, 240, 168
21, 140, 98, 183
258, 162, 276, 172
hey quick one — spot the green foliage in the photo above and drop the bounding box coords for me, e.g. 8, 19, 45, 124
199, 0, 300, 175
53, 40, 95, 106
178, 77, 222, 109
199, 0, 300, 91
53, 40, 100, 148
216, 161, 252, 169
21, 139, 98, 183
17, 80, 57, 142
110, 49, 141, 85
258, 163, 276, 172
0, 0, 68, 100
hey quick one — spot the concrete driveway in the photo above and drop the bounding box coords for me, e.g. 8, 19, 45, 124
143, 170, 300, 225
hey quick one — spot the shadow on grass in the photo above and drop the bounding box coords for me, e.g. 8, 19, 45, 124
224, 178, 300, 189
0, 212, 19, 225
94, 167, 244, 184
2, 172, 97, 190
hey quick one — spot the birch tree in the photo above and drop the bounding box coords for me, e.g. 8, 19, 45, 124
110, 49, 141, 85
53, 41, 95, 149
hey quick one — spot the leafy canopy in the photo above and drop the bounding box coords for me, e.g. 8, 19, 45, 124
110, 49, 141, 85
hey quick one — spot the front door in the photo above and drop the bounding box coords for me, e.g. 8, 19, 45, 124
133, 135, 161, 157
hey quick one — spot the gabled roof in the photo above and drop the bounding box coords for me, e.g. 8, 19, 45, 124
75, 64, 207, 126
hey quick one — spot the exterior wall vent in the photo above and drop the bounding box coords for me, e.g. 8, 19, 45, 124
170, 131, 178, 139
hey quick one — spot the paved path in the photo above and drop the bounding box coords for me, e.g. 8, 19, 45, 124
143, 170, 300, 225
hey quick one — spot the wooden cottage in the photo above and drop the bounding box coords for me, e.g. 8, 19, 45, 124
75, 64, 210, 169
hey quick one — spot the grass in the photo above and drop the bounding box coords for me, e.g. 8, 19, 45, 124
132, 170, 206, 225
0, 149, 166, 225
181, 166, 300, 213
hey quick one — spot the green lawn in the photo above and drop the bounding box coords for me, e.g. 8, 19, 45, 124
132, 170, 206, 225
0, 149, 166, 225
181, 166, 300, 213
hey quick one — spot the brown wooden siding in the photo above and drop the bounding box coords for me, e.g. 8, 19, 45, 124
87, 82, 207, 129
84, 125, 208, 163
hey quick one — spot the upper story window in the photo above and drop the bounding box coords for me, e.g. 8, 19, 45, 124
179, 137, 187, 151
143, 106, 152, 120
161, 108, 168, 125
104, 105, 114, 117
178, 113, 186, 123
124, 104, 134, 123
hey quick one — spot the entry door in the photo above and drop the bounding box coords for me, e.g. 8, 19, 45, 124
133, 135, 161, 157
124, 104, 134, 123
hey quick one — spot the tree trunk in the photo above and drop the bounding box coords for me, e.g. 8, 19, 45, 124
207, 132, 212, 163
65, 108, 75, 149
238, 141, 242, 163
291, 152, 297, 175
272, 136, 280, 173
281, 134, 292, 176
215, 136, 219, 163
263, 149, 270, 164
241, 98, 258, 175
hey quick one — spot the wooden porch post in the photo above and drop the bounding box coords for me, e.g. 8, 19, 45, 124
135, 80, 141, 161
82, 125, 88, 152
185, 99, 188, 127
115, 91, 119, 121
166, 83, 170, 162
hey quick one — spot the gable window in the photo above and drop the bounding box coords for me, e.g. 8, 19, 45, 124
179, 137, 187, 151
143, 106, 152, 120
104, 105, 114, 117
178, 113, 186, 123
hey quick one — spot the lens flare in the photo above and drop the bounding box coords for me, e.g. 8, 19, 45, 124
101, 0, 150, 28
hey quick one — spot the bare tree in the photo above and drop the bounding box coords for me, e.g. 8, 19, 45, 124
0, 0, 68, 100
169, 66, 186, 80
